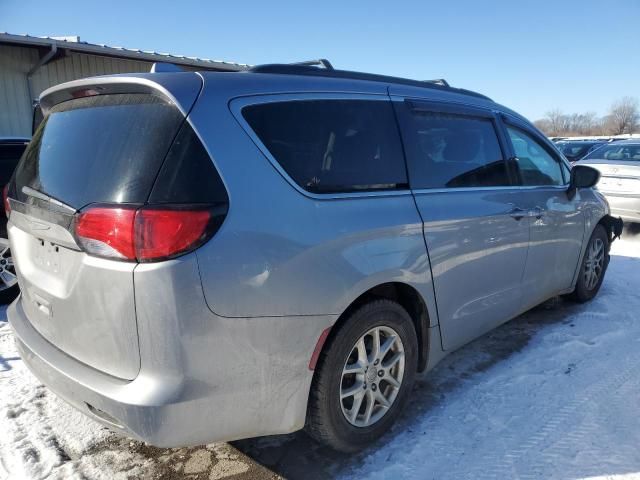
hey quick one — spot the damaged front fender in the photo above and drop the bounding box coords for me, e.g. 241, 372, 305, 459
600, 215, 624, 242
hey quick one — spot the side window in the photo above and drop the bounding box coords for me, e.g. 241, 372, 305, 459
506, 126, 564, 186
242, 100, 407, 194
399, 108, 510, 189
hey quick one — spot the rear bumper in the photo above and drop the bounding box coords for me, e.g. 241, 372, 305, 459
603, 193, 640, 223
9, 284, 335, 446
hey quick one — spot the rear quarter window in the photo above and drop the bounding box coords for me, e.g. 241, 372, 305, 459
242, 99, 408, 194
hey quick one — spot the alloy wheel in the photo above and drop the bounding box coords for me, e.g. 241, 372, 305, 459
340, 326, 405, 428
584, 237, 604, 290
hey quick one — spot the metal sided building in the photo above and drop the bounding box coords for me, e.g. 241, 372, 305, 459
0, 32, 248, 137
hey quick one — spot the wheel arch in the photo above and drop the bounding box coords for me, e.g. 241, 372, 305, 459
598, 214, 624, 244
568, 213, 617, 294
319, 282, 431, 373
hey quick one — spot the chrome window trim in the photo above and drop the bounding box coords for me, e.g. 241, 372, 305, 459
229, 93, 412, 201
411, 184, 569, 195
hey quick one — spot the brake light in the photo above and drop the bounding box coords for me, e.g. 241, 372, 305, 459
74, 206, 216, 262
2, 184, 10, 218
135, 209, 211, 260
75, 207, 136, 260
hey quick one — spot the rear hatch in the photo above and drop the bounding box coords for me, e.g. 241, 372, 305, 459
6, 75, 204, 379
583, 160, 640, 195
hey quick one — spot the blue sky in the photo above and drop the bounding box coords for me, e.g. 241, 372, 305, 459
2, 0, 638, 120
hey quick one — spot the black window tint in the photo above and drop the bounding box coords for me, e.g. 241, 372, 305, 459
149, 123, 228, 205
400, 110, 509, 189
14, 93, 184, 209
242, 100, 407, 193
507, 127, 564, 186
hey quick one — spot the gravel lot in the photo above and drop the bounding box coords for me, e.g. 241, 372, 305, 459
2, 225, 639, 479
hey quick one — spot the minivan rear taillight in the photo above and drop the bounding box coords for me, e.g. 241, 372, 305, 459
74, 205, 222, 262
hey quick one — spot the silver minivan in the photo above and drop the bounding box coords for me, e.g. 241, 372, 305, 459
6, 63, 622, 452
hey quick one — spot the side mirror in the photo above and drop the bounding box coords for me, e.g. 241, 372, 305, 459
568, 165, 600, 200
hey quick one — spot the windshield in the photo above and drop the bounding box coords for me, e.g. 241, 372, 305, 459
582, 143, 640, 162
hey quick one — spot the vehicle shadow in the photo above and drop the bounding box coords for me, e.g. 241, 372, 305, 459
233, 295, 585, 479
0, 354, 19, 372
0, 311, 18, 372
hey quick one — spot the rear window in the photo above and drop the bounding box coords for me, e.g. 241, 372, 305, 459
13, 93, 184, 209
242, 100, 408, 194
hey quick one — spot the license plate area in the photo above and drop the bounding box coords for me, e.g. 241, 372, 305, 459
33, 239, 62, 274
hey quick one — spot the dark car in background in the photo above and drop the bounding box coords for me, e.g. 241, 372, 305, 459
0, 137, 29, 303
556, 140, 606, 163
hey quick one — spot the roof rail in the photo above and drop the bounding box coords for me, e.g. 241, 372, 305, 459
290, 58, 334, 69
424, 78, 450, 87
247, 64, 492, 101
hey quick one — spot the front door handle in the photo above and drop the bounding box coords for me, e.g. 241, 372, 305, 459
529, 206, 545, 219
509, 207, 527, 220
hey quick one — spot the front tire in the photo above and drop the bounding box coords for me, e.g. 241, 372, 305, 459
306, 300, 418, 452
569, 224, 609, 303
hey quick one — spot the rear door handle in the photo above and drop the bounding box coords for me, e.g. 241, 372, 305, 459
509, 207, 527, 221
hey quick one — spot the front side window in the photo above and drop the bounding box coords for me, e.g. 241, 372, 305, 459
507, 126, 564, 186
242, 99, 407, 194
400, 109, 510, 189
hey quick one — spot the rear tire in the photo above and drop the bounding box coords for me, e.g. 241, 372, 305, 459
569, 224, 609, 303
306, 300, 418, 452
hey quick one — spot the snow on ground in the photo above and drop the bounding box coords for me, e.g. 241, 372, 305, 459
0, 307, 153, 480
0, 315, 274, 479
340, 227, 640, 480
237, 226, 640, 480
2, 226, 640, 480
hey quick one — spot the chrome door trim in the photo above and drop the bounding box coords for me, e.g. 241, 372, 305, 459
411, 185, 569, 195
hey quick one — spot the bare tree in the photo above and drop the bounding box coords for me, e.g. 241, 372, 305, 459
534, 97, 639, 137
534, 119, 552, 134
569, 112, 598, 135
606, 97, 639, 135
544, 109, 567, 136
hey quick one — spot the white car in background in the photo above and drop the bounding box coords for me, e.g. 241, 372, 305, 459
581, 140, 640, 224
